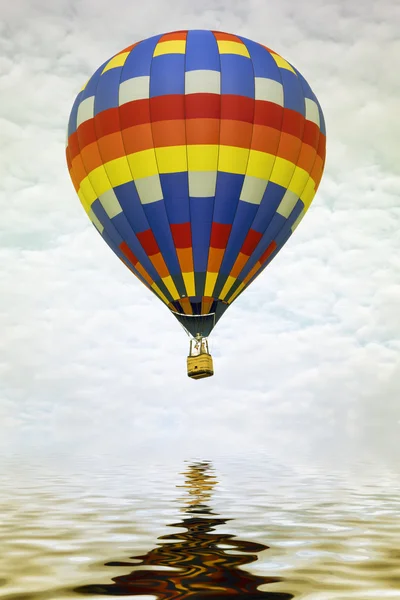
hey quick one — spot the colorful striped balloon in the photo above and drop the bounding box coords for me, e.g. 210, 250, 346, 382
66, 30, 326, 338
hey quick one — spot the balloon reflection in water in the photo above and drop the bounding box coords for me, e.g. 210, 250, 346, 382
74, 461, 294, 598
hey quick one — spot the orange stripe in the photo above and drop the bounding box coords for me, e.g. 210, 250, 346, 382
117, 42, 139, 55
97, 132, 126, 163
121, 123, 154, 154
179, 297, 193, 315
176, 248, 194, 272
80, 142, 103, 174
213, 31, 242, 42
220, 120, 253, 149
68, 166, 80, 192
277, 132, 302, 164
159, 31, 187, 41
230, 252, 249, 278
185, 118, 220, 145
201, 297, 214, 314
150, 253, 169, 278
71, 154, 87, 186
296, 142, 316, 173
251, 125, 282, 154
310, 154, 323, 185
207, 248, 225, 272
243, 262, 260, 285
135, 262, 154, 286
151, 119, 186, 147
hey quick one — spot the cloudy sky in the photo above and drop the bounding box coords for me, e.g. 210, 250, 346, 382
1, 0, 399, 468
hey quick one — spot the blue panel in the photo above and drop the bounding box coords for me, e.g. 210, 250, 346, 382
251, 182, 286, 233
213, 173, 245, 224
94, 68, 122, 114
319, 105, 326, 135
220, 55, 254, 98
286, 198, 304, 229
111, 213, 160, 281
143, 202, 180, 273
190, 197, 214, 272
91, 200, 123, 247
239, 37, 282, 82
219, 201, 258, 273
67, 92, 82, 137
296, 70, 314, 100
274, 228, 292, 251
80, 62, 107, 101
281, 70, 305, 115
185, 30, 220, 71
120, 35, 162, 81
100, 229, 156, 292
161, 173, 190, 224
240, 212, 286, 279
159, 172, 189, 201
113, 181, 149, 234
150, 54, 185, 97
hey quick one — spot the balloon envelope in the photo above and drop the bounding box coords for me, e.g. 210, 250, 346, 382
66, 30, 326, 337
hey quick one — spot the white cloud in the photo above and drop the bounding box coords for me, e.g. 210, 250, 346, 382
1, 0, 399, 469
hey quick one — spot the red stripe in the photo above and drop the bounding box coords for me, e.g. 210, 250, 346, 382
253, 101, 283, 129
302, 120, 319, 149
67, 131, 80, 161
120, 241, 138, 266
317, 132, 326, 160
221, 95, 254, 123
136, 229, 160, 256
120, 99, 151, 128
95, 108, 120, 137
281, 110, 304, 139
77, 118, 97, 149
170, 223, 192, 248
241, 229, 263, 256
68, 96, 316, 158
260, 241, 277, 265
150, 95, 185, 122
185, 94, 221, 119
210, 223, 231, 249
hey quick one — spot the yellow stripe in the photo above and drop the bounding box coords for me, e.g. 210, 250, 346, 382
217, 41, 250, 57
218, 145, 248, 175
204, 271, 218, 297
79, 176, 97, 206
220, 276, 236, 300
272, 53, 296, 73
162, 276, 180, 299
127, 149, 159, 179
151, 283, 169, 305
269, 156, 296, 189
102, 52, 130, 73
153, 40, 186, 56
78, 188, 91, 213
103, 156, 134, 188
155, 145, 187, 173
246, 150, 275, 180
299, 178, 316, 209
287, 166, 309, 197
187, 145, 219, 171
88, 165, 112, 198
80, 79, 89, 92
182, 272, 196, 297
227, 281, 245, 304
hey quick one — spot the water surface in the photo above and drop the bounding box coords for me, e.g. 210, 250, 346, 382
0, 455, 399, 599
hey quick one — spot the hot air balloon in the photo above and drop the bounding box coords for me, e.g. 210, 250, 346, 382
66, 30, 326, 380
